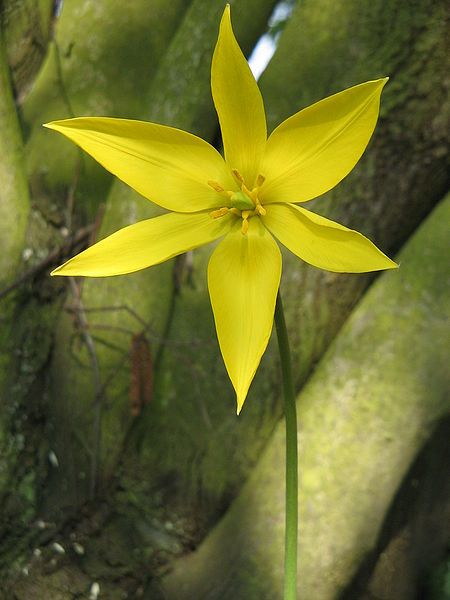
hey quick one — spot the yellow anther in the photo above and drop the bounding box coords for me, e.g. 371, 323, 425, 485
256, 204, 266, 216
240, 210, 252, 234
208, 180, 225, 193
256, 174, 266, 187
232, 169, 245, 184
210, 207, 229, 219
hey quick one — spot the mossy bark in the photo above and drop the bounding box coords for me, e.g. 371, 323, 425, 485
259, 0, 450, 387
1, 0, 54, 100
0, 10, 32, 526
161, 195, 450, 600
0, 26, 30, 286
347, 418, 450, 600
0, 0, 192, 585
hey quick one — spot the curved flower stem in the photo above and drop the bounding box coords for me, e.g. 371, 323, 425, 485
274, 291, 298, 600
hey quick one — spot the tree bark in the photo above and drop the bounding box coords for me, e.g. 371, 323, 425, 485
0, 9, 32, 548
1, 0, 54, 100
0, 0, 192, 588
0, 19, 30, 286
259, 0, 450, 387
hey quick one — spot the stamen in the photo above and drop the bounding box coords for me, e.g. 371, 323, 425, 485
241, 209, 252, 235
208, 180, 225, 193
232, 169, 245, 185
256, 174, 266, 187
210, 207, 229, 219
242, 183, 258, 202
256, 204, 266, 216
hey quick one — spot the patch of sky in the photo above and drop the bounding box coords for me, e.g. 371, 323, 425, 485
248, 0, 296, 80
54, 0, 64, 18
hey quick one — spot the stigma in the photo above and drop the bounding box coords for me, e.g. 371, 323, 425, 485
208, 170, 266, 234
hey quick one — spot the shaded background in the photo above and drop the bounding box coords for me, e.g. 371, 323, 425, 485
0, 0, 449, 598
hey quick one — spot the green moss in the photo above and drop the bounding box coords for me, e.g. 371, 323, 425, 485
0, 34, 30, 285
2, 0, 54, 97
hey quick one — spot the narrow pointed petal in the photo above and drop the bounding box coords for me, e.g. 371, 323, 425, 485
263, 203, 398, 273
211, 5, 266, 187
208, 218, 281, 413
52, 211, 232, 277
44, 118, 234, 212
260, 79, 388, 204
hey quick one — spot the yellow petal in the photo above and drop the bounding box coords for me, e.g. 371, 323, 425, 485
211, 5, 267, 188
44, 118, 235, 212
208, 218, 281, 413
260, 79, 388, 204
52, 211, 232, 277
263, 203, 398, 273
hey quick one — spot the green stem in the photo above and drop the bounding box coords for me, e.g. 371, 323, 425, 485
274, 291, 298, 600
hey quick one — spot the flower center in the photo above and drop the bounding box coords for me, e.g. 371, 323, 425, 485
208, 170, 266, 234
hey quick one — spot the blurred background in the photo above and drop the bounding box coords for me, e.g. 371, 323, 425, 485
0, 0, 448, 598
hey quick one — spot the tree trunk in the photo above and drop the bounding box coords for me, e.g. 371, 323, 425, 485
2, 0, 54, 100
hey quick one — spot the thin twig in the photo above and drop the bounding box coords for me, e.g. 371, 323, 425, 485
65, 156, 81, 231
68, 277, 102, 499
0, 224, 95, 301
64, 304, 149, 328
53, 39, 76, 119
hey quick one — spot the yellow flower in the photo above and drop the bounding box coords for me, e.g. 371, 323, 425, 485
46, 5, 397, 413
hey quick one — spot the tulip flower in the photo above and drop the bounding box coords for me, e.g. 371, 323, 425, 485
46, 5, 396, 415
